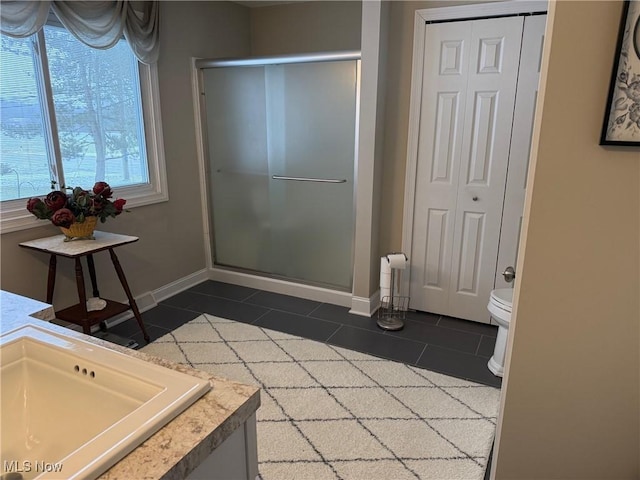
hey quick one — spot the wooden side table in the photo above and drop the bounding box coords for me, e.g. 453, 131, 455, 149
20, 231, 150, 343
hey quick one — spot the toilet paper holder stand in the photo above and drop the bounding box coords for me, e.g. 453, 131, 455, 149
377, 253, 409, 331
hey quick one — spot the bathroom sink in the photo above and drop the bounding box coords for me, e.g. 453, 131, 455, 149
0, 323, 211, 480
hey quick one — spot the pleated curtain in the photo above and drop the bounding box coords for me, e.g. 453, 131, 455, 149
0, 0, 159, 64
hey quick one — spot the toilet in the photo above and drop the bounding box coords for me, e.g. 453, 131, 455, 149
487, 288, 513, 377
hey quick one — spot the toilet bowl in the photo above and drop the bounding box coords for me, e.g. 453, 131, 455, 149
487, 288, 513, 377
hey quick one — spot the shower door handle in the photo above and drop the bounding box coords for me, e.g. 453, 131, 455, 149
272, 175, 347, 184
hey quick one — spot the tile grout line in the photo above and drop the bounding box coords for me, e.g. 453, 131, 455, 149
325, 324, 342, 343
242, 290, 263, 303
307, 302, 324, 317
473, 336, 483, 357
250, 308, 273, 325
415, 342, 429, 366
247, 303, 343, 326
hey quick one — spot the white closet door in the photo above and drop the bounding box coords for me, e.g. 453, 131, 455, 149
409, 20, 471, 315
446, 16, 524, 321
494, 14, 547, 290
410, 16, 524, 322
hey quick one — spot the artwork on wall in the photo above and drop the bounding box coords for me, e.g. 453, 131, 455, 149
601, 0, 640, 146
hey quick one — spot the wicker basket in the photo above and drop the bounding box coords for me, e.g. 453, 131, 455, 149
60, 216, 98, 241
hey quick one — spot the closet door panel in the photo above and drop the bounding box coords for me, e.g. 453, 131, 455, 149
410, 15, 526, 322
448, 15, 523, 322
410, 21, 471, 314
495, 14, 547, 290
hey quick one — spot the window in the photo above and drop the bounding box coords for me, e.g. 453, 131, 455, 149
0, 23, 167, 233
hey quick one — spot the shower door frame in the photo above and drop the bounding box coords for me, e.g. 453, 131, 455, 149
193, 51, 361, 306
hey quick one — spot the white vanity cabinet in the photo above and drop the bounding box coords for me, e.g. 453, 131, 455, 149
187, 414, 258, 480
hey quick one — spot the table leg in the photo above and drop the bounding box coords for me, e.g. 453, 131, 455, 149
85, 254, 109, 332
46, 254, 57, 304
74, 257, 91, 335
109, 248, 150, 343
86, 254, 100, 298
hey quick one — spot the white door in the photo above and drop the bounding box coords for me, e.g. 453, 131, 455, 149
494, 15, 547, 289
409, 16, 525, 322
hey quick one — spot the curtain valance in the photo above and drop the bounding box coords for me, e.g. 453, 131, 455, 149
0, 1, 159, 64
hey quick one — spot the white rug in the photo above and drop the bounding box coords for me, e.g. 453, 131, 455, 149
142, 314, 500, 480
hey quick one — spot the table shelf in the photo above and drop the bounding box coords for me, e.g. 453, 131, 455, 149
56, 300, 131, 326
20, 231, 150, 343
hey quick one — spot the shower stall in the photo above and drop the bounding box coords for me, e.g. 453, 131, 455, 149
196, 52, 360, 292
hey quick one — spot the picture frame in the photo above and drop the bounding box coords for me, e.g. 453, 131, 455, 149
600, 0, 640, 146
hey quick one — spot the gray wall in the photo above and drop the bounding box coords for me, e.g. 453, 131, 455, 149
249, 1, 361, 55
0, 2, 251, 311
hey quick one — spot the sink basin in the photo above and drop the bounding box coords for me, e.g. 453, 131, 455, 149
0, 323, 211, 480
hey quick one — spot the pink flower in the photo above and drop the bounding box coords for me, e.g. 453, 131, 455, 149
44, 190, 67, 212
51, 208, 75, 228
93, 181, 113, 198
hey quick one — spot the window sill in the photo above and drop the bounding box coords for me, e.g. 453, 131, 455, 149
0, 187, 168, 235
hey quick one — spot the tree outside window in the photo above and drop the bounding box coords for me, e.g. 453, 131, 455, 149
1, 24, 148, 202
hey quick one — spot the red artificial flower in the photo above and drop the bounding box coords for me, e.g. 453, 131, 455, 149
44, 190, 67, 212
26, 197, 44, 213
93, 181, 113, 198
51, 208, 75, 228
113, 198, 126, 214
26, 181, 128, 227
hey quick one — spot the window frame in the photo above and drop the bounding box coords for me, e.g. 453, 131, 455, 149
0, 28, 168, 234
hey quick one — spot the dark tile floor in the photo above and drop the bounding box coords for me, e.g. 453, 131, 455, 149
107, 280, 502, 389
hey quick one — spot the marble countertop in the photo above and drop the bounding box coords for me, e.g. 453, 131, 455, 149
1, 291, 261, 480
0, 290, 56, 322
19, 231, 139, 257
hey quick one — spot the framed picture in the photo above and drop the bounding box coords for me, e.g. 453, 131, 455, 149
600, 0, 640, 146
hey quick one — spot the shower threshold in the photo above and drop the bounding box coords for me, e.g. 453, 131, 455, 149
209, 265, 353, 308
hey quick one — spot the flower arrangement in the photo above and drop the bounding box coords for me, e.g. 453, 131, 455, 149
27, 182, 127, 228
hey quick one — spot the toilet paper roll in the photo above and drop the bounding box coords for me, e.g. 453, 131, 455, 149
387, 253, 408, 270
380, 257, 391, 301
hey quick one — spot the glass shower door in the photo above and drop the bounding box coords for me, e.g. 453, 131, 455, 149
203, 65, 272, 275
203, 58, 358, 290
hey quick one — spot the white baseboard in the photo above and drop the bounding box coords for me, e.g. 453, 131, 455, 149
101, 268, 209, 330
83, 268, 367, 332
209, 267, 352, 307
349, 289, 380, 317
152, 268, 210, 303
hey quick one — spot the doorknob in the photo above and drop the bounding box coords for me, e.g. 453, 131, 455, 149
502, 266, 516, 282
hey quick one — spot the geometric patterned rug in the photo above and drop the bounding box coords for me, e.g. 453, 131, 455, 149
141, 314, 500, 480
